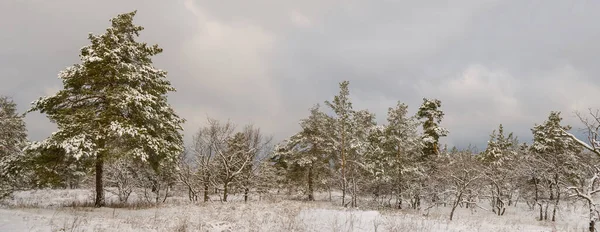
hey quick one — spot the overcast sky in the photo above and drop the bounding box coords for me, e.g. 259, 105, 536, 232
2, 0, 600, 149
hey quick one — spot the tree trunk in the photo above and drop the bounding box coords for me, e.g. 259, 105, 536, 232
307, 165, 315, 201
590, 202, 595, 232
155, 181, 161, 203
450, 192, 463, 220
396, 190, 403, 209
244, 187, 249, 203
552, 190, 560, 222
538, 202, 543, 221
94, 152, 105, 207
223, 181, 229, 202
352, 177, 357, 207
204, 182, 210, 202
544, 202, 549, 220
551, 173, 559, 222
203, 174, 210, 202
341, 125, 346, 207
396, 146, 403, 209
162, 185, 169, 203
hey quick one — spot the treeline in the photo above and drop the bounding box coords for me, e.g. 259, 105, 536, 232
272, 81, 600, 227
2, 10, 600, 232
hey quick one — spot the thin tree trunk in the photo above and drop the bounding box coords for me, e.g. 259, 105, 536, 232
95, 152, 105, 207
244, 187, 249, 203
341, 124, 346, 207
538, 202, 543, 221
397, 189, 403, 209
552, 174, 559, 222
589, 201, 595, 232
450, 192, 463, 221
544, 202, 549, 220
552, 193, 559, 222
396, 146, 403, 209
308, 165, 315, 201
204, 182, 210, 202
223, 181, 229, 202
155, 182, 160, 203
162, 185, 169, 203
352, 177, 357, 207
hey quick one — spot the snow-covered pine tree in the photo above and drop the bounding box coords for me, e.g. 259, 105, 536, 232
273, 105, 333, 201
416, 98, 448, 160
325, 81, 355, 206
382, 101, 420, 209
479, 124, 519, 216
28, 11, 184, 207
530, 111, 581, 221
480, 124, 517, 166
0, 96, 28, 199
348, 109, 377, 207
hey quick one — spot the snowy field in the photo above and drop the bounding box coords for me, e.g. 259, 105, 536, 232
0, 189, 591, 231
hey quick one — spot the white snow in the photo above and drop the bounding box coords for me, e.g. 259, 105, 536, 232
0, 189, 592, 231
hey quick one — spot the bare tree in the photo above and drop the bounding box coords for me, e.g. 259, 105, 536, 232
216, 132, 253, 202
566, 154, 600, 232
438, 150, 484, 220
192, 118, 235, 202
105, 158, 137, 203
238, 125, 272, 202
562, 109, 600, 157
177, 149, 200, 202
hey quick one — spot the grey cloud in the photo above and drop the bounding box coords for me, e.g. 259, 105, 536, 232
1, 0, 600, 149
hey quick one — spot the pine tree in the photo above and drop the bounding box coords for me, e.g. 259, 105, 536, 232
416, 98, 448, 160
530, 111, 581, 221
479, 124, 519, 216
274, 105, 332, 201
480, 124, 516, 166
384, 101, 420, 209
325, 80, 354, 206
0, 96, 28, 199
348, 109, 377, 207
28, 11, 184, 207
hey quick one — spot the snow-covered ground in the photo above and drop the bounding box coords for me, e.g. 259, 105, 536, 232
0, 189, 590, 231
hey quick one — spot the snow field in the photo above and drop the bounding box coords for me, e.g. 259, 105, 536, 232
0, 189, 592, 231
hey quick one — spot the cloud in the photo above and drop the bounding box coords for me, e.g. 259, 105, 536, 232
415, 63, 600, 148
289, 11, 312, 28
175, 0, 283, 142
2, 0, 600, 150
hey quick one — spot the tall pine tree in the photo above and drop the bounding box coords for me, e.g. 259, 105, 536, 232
274, 105, 332, 201
28, 11, 184, 207
416, 98, 448, 160
325, 81, 354, 206
530, 111, 581, 221
0, 96, 28, 199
